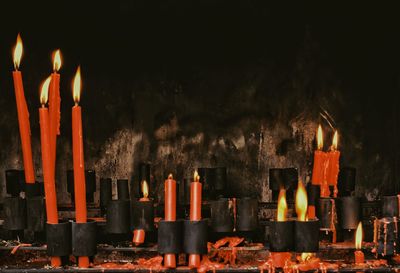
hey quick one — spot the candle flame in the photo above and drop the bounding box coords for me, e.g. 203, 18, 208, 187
168, 173, 173, 179
355, 222, 363, 249
53, 49, 62, 72
13, 34, 23, 70
332, 130, 338, 150
142, 180, 149, 198
194, 170, 200, 182
277, 189, 287, 221
295, 181, 308, 221
72, 66, 81, 103
40, 76, 52, 105
317, 124, 323, 150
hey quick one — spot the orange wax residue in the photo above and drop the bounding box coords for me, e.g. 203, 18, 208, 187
136, 256, 164, 271
209, 237, 244, 265
270, 252, 292, 268
355, 250, 365, 264
307, 205, 316, 219
258, 257, 277, 273
213, 237, 244, 249
198, 256, 226, 273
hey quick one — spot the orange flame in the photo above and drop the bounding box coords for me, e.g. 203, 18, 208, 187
332, 130, 338, 150
355, 222, 363, 249
168, 173, 173, 180
295, 181, 308, 221
142, 180, 149, 198
40, 76, 52, 105
317, 125, 323, 150
277, 189, 287, 221
13, 34, 23, 70
72, 66, 81, 103
300, 253, 313, 262
53, 49, 62, 72
194, 170, 200, 182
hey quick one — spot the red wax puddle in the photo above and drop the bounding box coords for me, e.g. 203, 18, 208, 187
10, 243, 32, 254
198, 256, 226, 273
295, 256, 338, 272
213, 237, 244, 249
96, 256, 163, 270
270, 252, 292, 268
208, 236, 244, 265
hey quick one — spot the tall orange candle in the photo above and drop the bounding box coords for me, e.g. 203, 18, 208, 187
163, 174, 177, 268
12, 34, 35, 184
39, 77, 61, 267
49, 50, 62, 174
354, 222, 364, 264
132, 180, 150, 246
311, 125, 325, 185
189, 170, 202, 268
326, 131, 340, 197
72, 66, 89, 268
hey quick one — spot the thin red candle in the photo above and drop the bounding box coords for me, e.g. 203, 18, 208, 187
12, 34, 35, 184
326, 131, 340, 197
72, 66, 89, 268
189, 170, 202, 268
39, 77, 61, 267
311, 125, 325, 185
164, 174, 177, 268
49, 50, 62, 175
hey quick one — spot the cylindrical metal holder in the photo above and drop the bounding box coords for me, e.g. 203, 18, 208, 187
158, 220, 183, 254
3, 197, 26, 230
375, 217, 398, 256
337, 196, 360, 230
294, 219, 319, 252
72, 220, 97, 257
67, 169, 96, 203
381, 196, 400, 218
236, 197, 258, 231
46, 221, 72, 257
317, 198, 336, 230
307, 184, 320, 206
26, 196, 46, 232
100, 178, 112, 215
338, 167, 356, 195
5, 169, 25, 197
198, 167, 216, 200
269, 168, 298, 201
269, 220, 294, 252
269, 168, 283, 191
183, 178, 191, 205
214, 167, 227, 196
131, 199, 154, 231
183, 219, 208, 254
117, 179, 130, 200
25, 183, 42, 198
283, 168, 298, 192
106, 200, 131, 234
210, 198, 234, 232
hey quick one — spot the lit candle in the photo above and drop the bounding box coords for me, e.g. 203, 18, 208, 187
189, 170, 202, 268
71, 66, 89, 268
132, 180, 150, 246
12, 34, 35, 184
326, 131, 340, 197
163, 174, 177, 268
39, 77, 61, 267
49, 50, 62, 174
354, 222, 364, 264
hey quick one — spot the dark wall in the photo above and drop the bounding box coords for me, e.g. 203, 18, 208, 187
0, 1, 399, 204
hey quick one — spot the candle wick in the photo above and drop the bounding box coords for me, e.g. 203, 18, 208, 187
74, 102, 78, 106
41, 104, 46, 108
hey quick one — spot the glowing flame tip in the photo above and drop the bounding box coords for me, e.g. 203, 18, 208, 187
13, 34, 23, 70
142, 180, 149, 198
40, 76, 52, 105
295, 181, 308, 221
72, 66, 81, 103
317, 125, 323, 150
277, 189, 287, 221
53, 49, 62, 72
355, 222, 363, 249
194, 170, 199, 182
332, 130, 338, 150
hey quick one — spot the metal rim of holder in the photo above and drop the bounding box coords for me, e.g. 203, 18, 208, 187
157, 219, 183, 254
183, 219, 208, 254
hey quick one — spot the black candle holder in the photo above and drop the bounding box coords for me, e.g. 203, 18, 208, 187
117, 179, 130, 200
236, 197, 258, 232
381, 195, 399, 218
106, 199, 131, 234
3, 196, 26, 231
183, 219, 208, 255
374, 217, 398, 256
5, 169, 25, 197
139, 163, 151, 192
214, 167, 227, 197
338, 167, 356, 196
100, 178, 112, 216
26, 196, 46, 232
294, 219, 319, 252
131, 199, 154, 232
158, 220, 183, 254
210, 198, 234, 233
337, 196, 360, 230
269, 219, 294, 252
72, 220, 97, 258
317, 198, 336, 231
198, 167, 216, 200
307, 184, 320, 207
269, 168, 298, 201
67, 169, 96, 203
46, 221, 72, 259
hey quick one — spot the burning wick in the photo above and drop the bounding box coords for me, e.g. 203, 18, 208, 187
354, 222, 365, 264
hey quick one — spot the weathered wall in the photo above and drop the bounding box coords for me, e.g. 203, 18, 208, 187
0, 1, 399, 204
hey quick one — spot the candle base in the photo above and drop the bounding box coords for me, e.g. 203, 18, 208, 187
271, 252, 291, 268
354, 250, 365, 264
132, 229, 145, 246
188, 254, 201, 268
163, 254, 176, 268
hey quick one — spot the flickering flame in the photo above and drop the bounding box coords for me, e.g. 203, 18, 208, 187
355, 222, 363, 249
53, 49, 62, 72
277, 189, 287, 221
13, 34, 23, 70
142, 180, 149, 198
317, 125, 323, 150
168, 173, 173, 179
301, 253, 313, 262
40, 76, 52, 105
332, 130, 338, 150
295, 181, 308, 221
194, 170, 200, 182
72, 66, 81, 103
